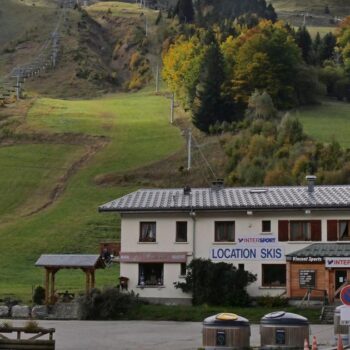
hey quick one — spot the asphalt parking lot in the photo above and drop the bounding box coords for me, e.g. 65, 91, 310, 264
0, 320, 337, 350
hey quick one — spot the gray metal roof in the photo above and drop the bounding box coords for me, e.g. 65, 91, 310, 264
98, 185, 350, 212
286, 243, 350, 259
35, 254, 103, 268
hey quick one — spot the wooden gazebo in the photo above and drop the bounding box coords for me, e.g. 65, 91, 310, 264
35, 254, 105, 304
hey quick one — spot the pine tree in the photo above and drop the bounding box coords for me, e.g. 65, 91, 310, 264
319, 32, 336, 62
295, 26, 312, 63
192, 38, 226, 133
313, 32, 322, 64
175, 0, 195, 23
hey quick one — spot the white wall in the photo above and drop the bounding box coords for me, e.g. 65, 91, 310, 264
120, 210, 350, 299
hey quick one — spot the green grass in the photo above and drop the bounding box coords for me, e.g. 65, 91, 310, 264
0, 90, 183, 301
306, 26, 336, 38
269, 0, 350, 15
0, 144, 85, 221
127, 304, 322, 323
88, 1, 158, 19
292, 100, 350, 148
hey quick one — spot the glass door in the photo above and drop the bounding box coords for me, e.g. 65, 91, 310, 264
335, 270, 347, 291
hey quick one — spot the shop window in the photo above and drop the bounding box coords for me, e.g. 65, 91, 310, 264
290, 221, 310, 241
339, 221, 350, 241
262, 220, 271, 233
215, 221, 235, 242
138, 263, 163, 286
262, 264, 286, 287
176, 221, 187, 242
180, 263, 187, 276
139, 222, 156, 242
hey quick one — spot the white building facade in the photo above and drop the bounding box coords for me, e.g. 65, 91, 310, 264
99, 179, 350, 304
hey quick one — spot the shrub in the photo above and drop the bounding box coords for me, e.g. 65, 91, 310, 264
79, 287, 140, 320
255, 295, 289, 308
175, 258, 256, 306
33, 286, 45, 305
24, 320, 39, 332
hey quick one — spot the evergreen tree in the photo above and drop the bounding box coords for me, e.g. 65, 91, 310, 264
319, 32, 336, 62
312, 32, 322, 64
192, 37, 226, 133
295, 26, 312, 63
175, 0, 195, 23
266, 3, 277, 22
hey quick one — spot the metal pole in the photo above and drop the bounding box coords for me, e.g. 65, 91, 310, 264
16, 75, 20, 100
187, 128, 192, 171
170, 93, 174, 124
155, 63, 159, 93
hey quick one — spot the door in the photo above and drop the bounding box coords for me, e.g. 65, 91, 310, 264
335, 270, 347, 291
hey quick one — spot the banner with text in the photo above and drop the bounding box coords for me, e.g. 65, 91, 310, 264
325, 257, 350, 268
210, 245, 285, 261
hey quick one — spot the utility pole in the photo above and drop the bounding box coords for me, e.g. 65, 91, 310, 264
15, 74, 21, 100
187, 128, 192, 171
155, 63, 159, 93
145, 15, 148, 36
170, 93, 174, 124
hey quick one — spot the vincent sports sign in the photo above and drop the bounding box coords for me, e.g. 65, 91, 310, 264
210, 246, 284, 261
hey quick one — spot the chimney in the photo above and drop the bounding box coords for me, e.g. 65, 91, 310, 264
305, 175, 316, 193
183, 186, 191, 195
212, 178, 224, 190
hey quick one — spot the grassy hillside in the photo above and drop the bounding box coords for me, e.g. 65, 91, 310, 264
270, 0, 350, 15
0, 91, 183, 300
292, 100, 350, 148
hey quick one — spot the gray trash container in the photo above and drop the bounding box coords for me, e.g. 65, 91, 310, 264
203, 313, 250, 350
260, 311, 309, 349
334, 305, 349, 345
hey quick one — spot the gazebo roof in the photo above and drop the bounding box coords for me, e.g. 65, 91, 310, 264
35, 254, 105, 269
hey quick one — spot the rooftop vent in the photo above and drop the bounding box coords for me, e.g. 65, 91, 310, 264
183, 186, 191, 195
306, 175, 316, 193
249, 189, 268, 194
212, 179, 225, 190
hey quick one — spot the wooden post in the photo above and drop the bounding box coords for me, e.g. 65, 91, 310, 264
91, 270, 95, 289
85, 270, 90, 294
45, 268, 50, 304
50, 270, 55, 304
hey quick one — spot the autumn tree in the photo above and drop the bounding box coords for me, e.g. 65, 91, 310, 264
162, 36, 205, 108
232, 21, 302, 109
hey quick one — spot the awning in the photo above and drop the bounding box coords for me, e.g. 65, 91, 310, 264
119, 252, 187, 263
286, 243, 350, 262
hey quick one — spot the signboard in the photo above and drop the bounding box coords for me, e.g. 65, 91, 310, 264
119, 252, 187, 263
340, 285, 350, 306
340, 306, 350, 325
216, 330, 226, 346
325, 257, 350, 268
299, 270, 316, 288
211, 235, 284, 261
291, 256, 323, 263
211, 246, 284, 261
275, 329, 286, 345
237, 236, 276, 244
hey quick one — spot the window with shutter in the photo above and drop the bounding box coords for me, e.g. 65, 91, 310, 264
278, 220, 289, 241
327, 220, 338, 241
310, 220, 322, 241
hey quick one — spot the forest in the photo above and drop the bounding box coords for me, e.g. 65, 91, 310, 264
161, 0, 350, 186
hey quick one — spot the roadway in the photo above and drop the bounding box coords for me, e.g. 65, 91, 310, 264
0, 320, 337, 350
